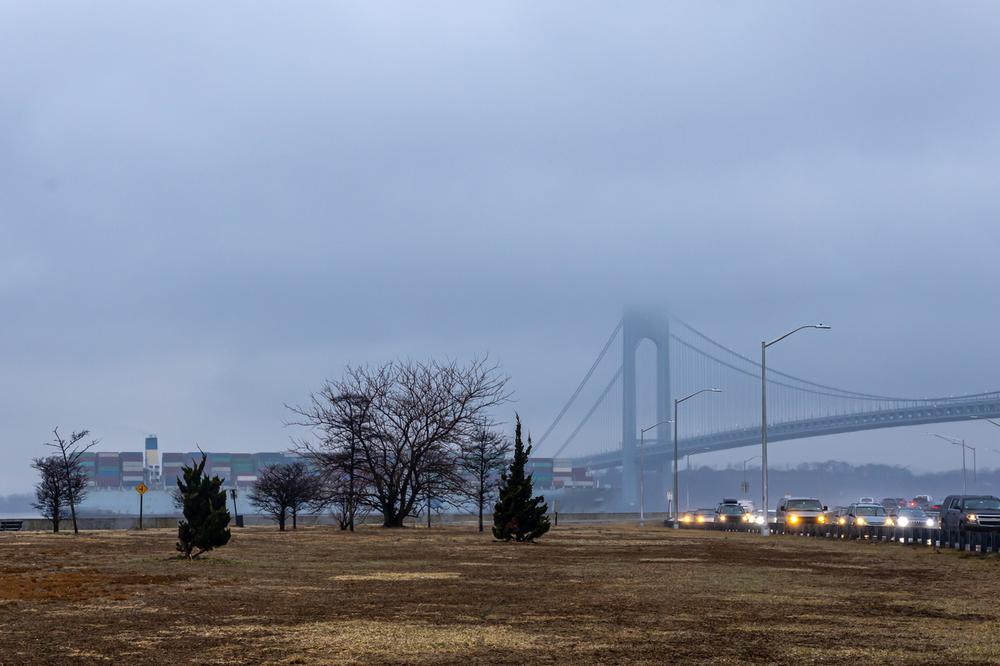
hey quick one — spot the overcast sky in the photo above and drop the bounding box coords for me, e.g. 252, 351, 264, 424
3, 3, 1000, 493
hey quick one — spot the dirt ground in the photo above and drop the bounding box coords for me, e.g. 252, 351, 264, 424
0, 523, 998, 665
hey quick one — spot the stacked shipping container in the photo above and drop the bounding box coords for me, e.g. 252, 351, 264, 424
80, 447, 589, 493
207, 453, 232, 486
96, 452, 121, 488
526, 458, 554, 489
232, 453, 255, 488
120, 451, 144, 488
78, 452, 97, 487
552, 459, 573, 488
523, 457, 594, 489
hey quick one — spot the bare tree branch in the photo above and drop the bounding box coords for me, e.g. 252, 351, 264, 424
288, 358, 509, 527
44, 427, 98, 534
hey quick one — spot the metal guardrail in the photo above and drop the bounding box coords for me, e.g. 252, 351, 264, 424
681, 521, 1000, 554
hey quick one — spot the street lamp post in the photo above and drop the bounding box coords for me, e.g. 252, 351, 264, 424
229, 487, 240, 527
672, 388, 722, 529
686, 454, 690, 511
929, 434, 974, 494
760, 324, 830, 537
639, 419, 673, 527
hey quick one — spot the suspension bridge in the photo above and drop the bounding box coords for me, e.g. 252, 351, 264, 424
534, 310, 1000, 507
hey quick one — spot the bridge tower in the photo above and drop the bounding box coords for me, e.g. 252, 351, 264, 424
621, 309, 671, 508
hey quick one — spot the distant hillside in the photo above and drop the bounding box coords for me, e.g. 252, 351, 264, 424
0, 493, 35, 516
551, 461, 1000, 512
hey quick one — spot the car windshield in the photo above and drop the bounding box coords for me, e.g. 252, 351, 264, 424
898, 509, 926, 518
963, 498, 1000, 511
854, 506, 886, 516
720, 505, 743, 514
786, 500, 822, 511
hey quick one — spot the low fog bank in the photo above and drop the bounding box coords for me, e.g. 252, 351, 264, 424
5, 462, 996, 520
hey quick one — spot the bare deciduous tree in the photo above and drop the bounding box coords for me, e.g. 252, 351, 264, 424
44, 428, 97, 534
288, 358, 509, 528
248, 462, 322, 530
32, 456, 86, 533
416, 446, 469, 529
310, 448, 369, 530
459, 426, 512, 532
294, 388, 375, 532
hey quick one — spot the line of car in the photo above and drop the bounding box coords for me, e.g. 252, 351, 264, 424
677, 494, 1000, 534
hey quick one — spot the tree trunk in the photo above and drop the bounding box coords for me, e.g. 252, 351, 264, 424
278, 511, 286, 531
382, 506, 405, 528
292, 508, 297, 530
68, 497, 79, 534
59, 449, 80, 535
478, 492, 484, 533
348, 438, 356, 532
52, 518, 59, 533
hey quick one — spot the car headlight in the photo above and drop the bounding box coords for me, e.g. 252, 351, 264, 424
897, 516, 909, 527
856, 517, 866, 526
788, 514, 799, 524
696, 515, 705, 523
885, 518, 894, 527
966, 513, 978, 522
755, 515, 765, 525
681, 515, 692, 523
817, 515, 826, 524
925, 518, 935, 528
838, 517, 846, 525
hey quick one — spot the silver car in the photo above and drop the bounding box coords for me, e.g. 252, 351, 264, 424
890, 507, 937, 529
846, 503, 892, 527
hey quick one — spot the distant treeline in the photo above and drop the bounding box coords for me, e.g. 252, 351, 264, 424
550, 461, 1000, 513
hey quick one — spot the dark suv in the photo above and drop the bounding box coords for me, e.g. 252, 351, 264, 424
715, 499, 747, 527
939, 495, 1000, 532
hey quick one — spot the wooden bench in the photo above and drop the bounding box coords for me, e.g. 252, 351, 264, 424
0, 520, 23, 532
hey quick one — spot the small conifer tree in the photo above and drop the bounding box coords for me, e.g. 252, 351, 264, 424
492, 415, 550, 542
176, 454, 231, 559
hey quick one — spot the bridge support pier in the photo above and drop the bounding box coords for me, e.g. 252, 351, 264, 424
621, 311, 671, 509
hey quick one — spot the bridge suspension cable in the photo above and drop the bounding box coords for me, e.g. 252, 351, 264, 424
671, 317, 913, 401
535, 320, 622, 449
670, 335, 908, 402
550, 366, 623, 459
542, 313, 1000, 463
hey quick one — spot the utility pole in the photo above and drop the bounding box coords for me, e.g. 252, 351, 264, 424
671, 389, 721, 529
760, 324, 830, 536
639, 419, 672, 527
742, 455, 760, 498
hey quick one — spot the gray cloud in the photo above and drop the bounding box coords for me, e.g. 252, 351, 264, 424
3, 2, 1000, 491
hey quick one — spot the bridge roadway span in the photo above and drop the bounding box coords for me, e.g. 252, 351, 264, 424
572, 392, 1000, 471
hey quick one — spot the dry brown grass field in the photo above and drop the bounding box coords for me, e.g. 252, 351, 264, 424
1, 523, 998, 665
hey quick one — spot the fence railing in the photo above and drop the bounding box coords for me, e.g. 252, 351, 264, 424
684, 520, 1000, 554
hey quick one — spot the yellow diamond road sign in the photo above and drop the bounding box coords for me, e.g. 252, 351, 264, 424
135, 482, 148, 495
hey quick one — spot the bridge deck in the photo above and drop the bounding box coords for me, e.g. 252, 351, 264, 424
573, 395, 1000, 470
